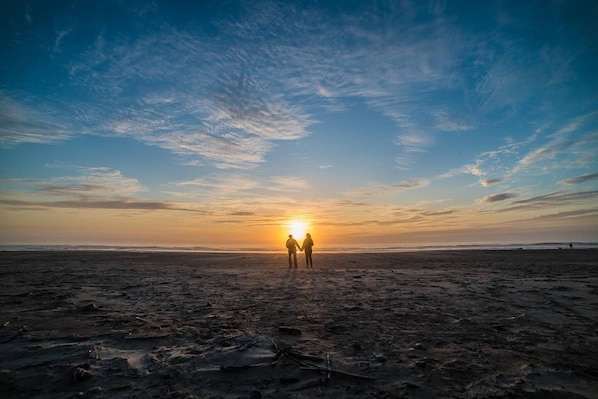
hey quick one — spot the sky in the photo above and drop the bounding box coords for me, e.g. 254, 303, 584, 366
1, 0, 597, 249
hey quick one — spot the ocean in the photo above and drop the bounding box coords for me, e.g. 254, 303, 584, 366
1, 242, 596, 253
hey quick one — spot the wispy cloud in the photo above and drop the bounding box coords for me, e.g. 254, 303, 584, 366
0, 166, 213, 214
560, 172, 598, 185
530, 207, 598, 221
0, 93, 72, 147
0, 198, 204, 212
509, 113, 598, 177
34, 167, 144, 198
24, 4, 31, 23
346, 179, 429, 197
53, 29, 71, 54
496, 190, 598, 212
175, 174, 259, 195
510, 190, 598, 206
432, 110, 473, 132
441, 111, 598, 187
2, 166, 138, 201
480, 178, 504, 187
393, 179, 431, 190
422, 209, 459, 217
394, 133, 433, 170
269, 176, 310, 192
478, 192, 518, 204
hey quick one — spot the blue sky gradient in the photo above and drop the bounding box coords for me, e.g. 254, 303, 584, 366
1, 0, 597, 247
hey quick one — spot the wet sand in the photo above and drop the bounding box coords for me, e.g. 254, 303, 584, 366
1, 250, 597, 398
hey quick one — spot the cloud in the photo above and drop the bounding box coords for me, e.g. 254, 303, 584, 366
0, 93, 72, 147
517, 141, 574, 169
229, 211, 255, 216
441, 111, 597, 187
24, 4, 31, 23
478, 192, 519, 204
393, 134, 433, 151
394, 133, 434, 169
531, 207, 598, 221
211, 1, 486, 169
432, 110, 473, 132
269, 176, 310, 192
560, 172, 598, 185
496, 190, 598, 212
392, 179, 430, 190
33, 167, 144, 198
316, 201, 460, 229
157, 131, 273, 169
480, 178, 504, 186
334, 200, 370, 207
58, 15, 318, 169
346, 179, 429, 197
510, 190, 598, 206
422, 209, 459, 217
548, 111, 598, 140
0, 166, 213, 214
438, 163, 483, 179
53, 29, 71, 54
175, 174, 259, 195
509, 112, 598, 177
0, 198, 200, 212
0, 166, 176, 211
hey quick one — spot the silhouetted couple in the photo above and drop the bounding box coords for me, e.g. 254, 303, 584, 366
286, 233, 315, 268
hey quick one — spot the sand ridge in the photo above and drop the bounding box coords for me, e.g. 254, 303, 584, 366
0, 250, 597, 398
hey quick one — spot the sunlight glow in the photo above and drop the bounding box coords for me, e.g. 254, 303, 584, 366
287, 220, 308, 239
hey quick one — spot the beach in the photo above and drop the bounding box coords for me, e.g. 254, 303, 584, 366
1, 250, 597, 398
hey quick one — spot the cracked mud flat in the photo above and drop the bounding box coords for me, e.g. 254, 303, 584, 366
1, 250, 597, 398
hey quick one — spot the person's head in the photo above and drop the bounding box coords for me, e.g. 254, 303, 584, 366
306, 233, 311, 238
289, 234, 293, 238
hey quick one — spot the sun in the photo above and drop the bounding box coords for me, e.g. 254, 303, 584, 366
287, 220, 308, 239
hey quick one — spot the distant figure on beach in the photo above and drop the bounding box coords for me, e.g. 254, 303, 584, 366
286, 234, 301, 268
301, 233, 314, 268
569, 243, 573, 249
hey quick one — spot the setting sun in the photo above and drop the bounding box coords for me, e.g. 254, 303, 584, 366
287, 220, 308, 238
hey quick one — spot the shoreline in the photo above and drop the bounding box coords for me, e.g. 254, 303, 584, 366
2, 242, 597, 254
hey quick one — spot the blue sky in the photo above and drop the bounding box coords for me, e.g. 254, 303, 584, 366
1, 0, 597, 247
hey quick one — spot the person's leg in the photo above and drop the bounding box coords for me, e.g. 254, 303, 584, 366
288, 251, 292, 267
293, 252, 298, 267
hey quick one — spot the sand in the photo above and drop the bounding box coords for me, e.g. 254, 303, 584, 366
0, 249, 597, 398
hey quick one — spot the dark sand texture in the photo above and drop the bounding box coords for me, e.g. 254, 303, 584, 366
1, 250, 597, 398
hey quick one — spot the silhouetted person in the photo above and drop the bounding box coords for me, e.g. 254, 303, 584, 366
301, 233, 314, 268
286, 234, 301, 268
